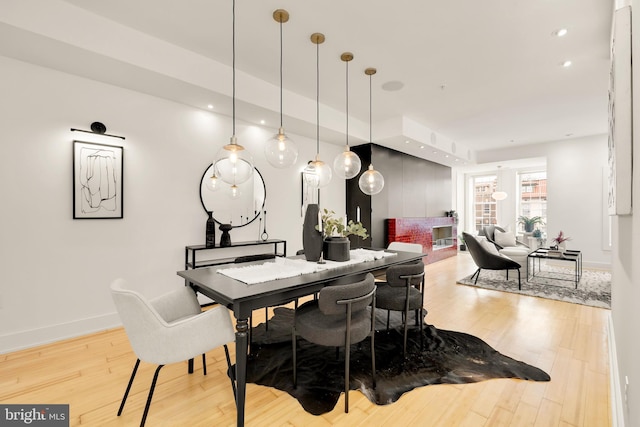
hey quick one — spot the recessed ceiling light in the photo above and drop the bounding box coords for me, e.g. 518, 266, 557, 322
420, 145, 425, 149
562, 60, 572, 68
207, 104, 214, 109
405, 140, 410, 144
382, 81, 404, 91
260, 120, 266, 125
554, 28, 568, 37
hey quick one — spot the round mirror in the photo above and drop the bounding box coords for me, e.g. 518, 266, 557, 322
199, 164, 266, 228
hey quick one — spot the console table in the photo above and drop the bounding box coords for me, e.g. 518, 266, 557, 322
185, 239, 287, 270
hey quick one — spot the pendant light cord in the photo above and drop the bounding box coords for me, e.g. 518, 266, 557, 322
316, 40, 320, 156
232, 0, 236, 136
279, 19, 283, 128
345, 60, 349, 147
369, 73, 372, 143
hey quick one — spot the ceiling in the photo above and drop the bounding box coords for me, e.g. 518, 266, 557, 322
1, 0, 614, 165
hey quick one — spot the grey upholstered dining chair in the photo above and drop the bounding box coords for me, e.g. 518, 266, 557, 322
110, 279, 236, 427
292, 273, 376, 413
374, 261, 426, 355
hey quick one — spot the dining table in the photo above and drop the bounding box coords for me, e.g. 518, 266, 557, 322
177, 249, 426, 427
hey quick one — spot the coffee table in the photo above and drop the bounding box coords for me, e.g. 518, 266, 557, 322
527, 248, 582, 288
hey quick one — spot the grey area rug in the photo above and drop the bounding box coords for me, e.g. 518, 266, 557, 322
457, 265, 611, 309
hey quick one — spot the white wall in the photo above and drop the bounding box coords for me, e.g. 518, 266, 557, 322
0, 56, 345, 352
612, 2, 640, 426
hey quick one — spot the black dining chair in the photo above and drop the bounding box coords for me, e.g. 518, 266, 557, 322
292, 273, 376, 413
375, 261, 425, 355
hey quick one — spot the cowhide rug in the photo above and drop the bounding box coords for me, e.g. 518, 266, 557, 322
241, 308, 550, 415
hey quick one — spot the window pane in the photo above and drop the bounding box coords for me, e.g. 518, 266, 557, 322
517, 171, 547, 234
471, 175, 498, 232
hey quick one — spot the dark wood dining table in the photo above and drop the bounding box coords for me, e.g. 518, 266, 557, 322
177, 249, 426, 427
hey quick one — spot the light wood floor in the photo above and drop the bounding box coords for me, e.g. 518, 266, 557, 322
0, 253, 611, 426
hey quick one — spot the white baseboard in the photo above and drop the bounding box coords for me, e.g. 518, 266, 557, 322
608, 313, 626, 427
0, 312, 121, 354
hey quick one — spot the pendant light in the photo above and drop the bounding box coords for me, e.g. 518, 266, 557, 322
264, 9, 298, 168
359, 67, 385, 196
205, 170, 220, 192
333, 52, 361, 179
214, 0, 254, 186
304, 33, 332, 188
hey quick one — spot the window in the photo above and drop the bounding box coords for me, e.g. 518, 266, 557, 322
471, 175, 498, 232
517, 171, 547, 233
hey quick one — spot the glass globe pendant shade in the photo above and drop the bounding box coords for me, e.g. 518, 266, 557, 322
359, 164, 385, 195
333, 146, 361, 179
228, 184, 242, 200
205, 171, 221, 192
214, 136, 254, 185
303, 156, 332, 188
265, 127, 298, 168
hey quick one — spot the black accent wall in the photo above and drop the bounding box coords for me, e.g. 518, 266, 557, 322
347, 143, 453, 249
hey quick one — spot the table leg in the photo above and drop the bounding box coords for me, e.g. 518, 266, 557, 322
235, 318, 249, 427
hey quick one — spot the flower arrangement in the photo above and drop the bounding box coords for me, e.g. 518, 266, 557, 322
315, 208, 369, 239
551, 230, 571, 245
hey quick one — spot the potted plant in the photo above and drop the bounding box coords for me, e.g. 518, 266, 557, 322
316, 209, 369, 261
551, 230, 571, 251
517, 215, 545, 233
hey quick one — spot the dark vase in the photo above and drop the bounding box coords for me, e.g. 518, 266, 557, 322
323, 236, 350, 262
524, 223, 534, 232
302, 204, 323, 261
219, 223, 232, 247
206, 211, 216, 248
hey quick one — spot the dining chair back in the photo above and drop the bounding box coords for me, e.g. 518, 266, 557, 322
292, 273, 376, 413
110, 279, 236, 427
375, 261, 426, 355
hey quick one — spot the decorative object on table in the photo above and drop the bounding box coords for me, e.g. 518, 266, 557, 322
317, 208, 369, 262
72, 140, 123, 219
264, 9, 298, 169
302, 203, 323, 262
205, 211, 216, 248
219, 224, 232, 247
332, 52, 362, 180
302, 33, 332, 189
358, 68, 385, 196
245, 308, 550, 415
213, 0, 254, 186
517, 215, 545, 233
551, 230, 571, 251
200, 164, 265, 227
261, 210, 269, 241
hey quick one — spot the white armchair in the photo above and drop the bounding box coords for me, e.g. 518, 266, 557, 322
110, 278, 236, 427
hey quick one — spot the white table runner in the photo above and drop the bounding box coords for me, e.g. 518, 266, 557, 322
218, 248, 397, 285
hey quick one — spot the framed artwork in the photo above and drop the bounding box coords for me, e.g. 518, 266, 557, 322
608, 5, 633, 216
73, 140, 123, 219
301, 171, 320, 217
